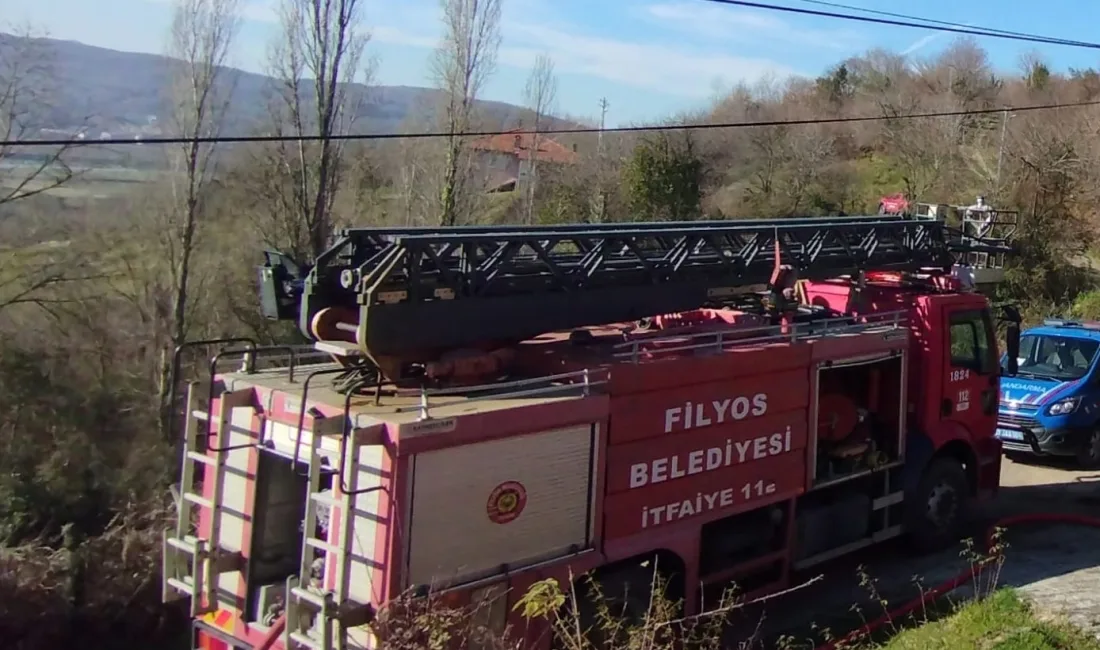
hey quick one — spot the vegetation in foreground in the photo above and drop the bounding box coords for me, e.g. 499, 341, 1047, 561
878, 588, 1100, 650
363, 534, 1015, 650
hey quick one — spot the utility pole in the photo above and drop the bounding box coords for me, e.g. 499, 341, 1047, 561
596, 97, 609, 156
592, 98, 610, 223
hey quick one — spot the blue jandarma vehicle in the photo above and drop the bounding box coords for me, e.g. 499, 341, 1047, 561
997, 319, 1100, 467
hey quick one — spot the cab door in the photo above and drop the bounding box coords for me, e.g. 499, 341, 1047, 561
941, 304, 1000, 435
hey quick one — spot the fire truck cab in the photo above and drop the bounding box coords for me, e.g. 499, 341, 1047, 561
163, 215, 1017, 650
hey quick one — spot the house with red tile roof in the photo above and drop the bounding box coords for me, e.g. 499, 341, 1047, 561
467, 128, 579, 193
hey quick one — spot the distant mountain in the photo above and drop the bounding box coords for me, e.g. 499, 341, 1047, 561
4, 32, 571, 138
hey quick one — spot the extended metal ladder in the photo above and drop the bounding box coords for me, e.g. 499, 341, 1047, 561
162, 381, 252, 616
285, 416, 376, 650
258, 214, 1015, 365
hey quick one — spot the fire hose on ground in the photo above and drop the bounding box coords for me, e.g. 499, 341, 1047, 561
815, 512, 1100, 650
252, 514, 1100, 650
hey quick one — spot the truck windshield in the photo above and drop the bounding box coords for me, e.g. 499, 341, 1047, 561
1008, 334, 1100, 380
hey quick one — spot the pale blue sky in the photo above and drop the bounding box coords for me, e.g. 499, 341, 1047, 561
12, 0, 1100, 126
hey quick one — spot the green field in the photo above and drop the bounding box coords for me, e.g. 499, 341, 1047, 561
0, 161, 163, 199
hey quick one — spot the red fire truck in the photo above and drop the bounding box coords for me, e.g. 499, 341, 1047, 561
162, 214, 1018, 650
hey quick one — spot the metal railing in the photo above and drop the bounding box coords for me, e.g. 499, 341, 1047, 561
615, 311, 908, 362
380, 311, 907, 415
392, 368, 608, 420
185, 311, 910, 425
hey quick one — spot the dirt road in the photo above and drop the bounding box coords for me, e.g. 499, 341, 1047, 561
726, 455, 1100, 647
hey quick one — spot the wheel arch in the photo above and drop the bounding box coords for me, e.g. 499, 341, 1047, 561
557, 548, 687, 649
575, 548, 687, 603
933, 438, 980, 496
904, 425, 978, 496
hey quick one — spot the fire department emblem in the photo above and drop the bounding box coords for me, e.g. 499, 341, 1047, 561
486, 481, 527, 524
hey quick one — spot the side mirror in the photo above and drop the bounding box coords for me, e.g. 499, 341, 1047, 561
998, 303, 1022, 376
1004, 322, 1020, 376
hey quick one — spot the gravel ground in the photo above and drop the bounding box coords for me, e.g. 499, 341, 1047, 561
724, 454, 1100, 647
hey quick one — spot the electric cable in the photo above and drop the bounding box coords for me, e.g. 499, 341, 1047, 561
701, 0, 1100, 50
792, 0, 1095, 46
12, 98, 1100, 148
16, 2, 1100, 150
792, 0, 1098, 47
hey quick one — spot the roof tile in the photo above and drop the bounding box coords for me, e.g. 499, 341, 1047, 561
468, 128, 579, 164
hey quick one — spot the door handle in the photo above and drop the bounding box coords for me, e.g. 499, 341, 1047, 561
941, 398, 952, 416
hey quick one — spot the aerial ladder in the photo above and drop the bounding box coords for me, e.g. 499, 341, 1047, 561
258, 213, 1014, 386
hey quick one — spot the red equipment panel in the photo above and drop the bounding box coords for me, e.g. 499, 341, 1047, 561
604, 360, 811, 541
608, 367, 809, 444
603, 427, 806, 539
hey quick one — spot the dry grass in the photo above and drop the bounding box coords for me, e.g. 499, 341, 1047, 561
0, 499, 178, 650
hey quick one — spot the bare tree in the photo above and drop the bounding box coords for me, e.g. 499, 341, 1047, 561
388, 115, 441, 226
0, 26, 92, 316
260, 0, 374, 260
522, 53, 557, 223
432, 0, 502, 226
156, 0, 241, 434
0, 27, 76, 206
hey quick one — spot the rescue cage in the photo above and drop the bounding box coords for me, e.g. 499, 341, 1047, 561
162, 309, 914, 650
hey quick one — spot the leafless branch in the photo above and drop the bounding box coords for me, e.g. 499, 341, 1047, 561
154, 0, 241, 434
0, 26, 79, 208
522, 53, 558, 223
255, 0, 373, 261
432, 0, 502, 226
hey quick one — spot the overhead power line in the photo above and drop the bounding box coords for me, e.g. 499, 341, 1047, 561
793, 0, 1095, 47
794, 0, 1098, 47
13, 98, 1100, 148
703, 0, 1100, 50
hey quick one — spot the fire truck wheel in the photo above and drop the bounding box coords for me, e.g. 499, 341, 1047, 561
1074, 429, 1100, 469
905, 457, 971, 553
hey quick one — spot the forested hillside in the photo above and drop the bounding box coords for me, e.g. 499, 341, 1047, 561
1, 0, 1098, 644
0, 31, 577, 136
531, 39, 1100, 313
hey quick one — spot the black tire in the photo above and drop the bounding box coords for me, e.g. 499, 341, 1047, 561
1075, 429, 1100, 469
905, 457, 971, 554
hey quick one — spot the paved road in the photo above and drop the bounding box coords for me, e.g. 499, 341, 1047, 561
986, 454, 1100, 638
725, 454, 1100, 648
